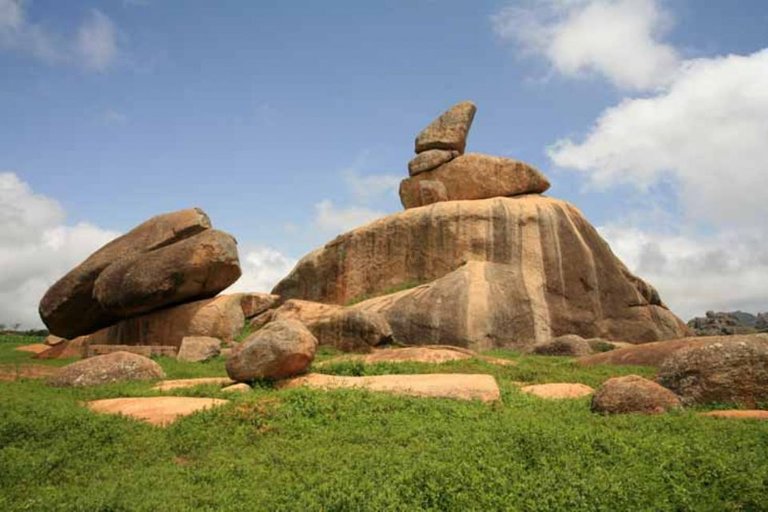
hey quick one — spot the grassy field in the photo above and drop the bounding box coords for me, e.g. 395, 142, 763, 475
1, 334, 767, 511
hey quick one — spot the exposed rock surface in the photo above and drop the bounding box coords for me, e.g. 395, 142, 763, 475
533, 335, 593, 357
86, 397, 228, 426
153, 377, 235, 392
44, 335, 65, 346
226, 320, 317, 381
238, 293, 280, 318
176, 336, 222, 362
48, 351, 165, 387
221, 383, 252, 394
399, 154, 550, 209
699, 410, 768, 420
39, 208, 211, 338
14, 344, 49, 355
34, 336, 89, 360
687, 310, 760, 336
86, 344, 177, 358
280, 373, 500, 402
275, 196, 686, 348
408, 149, 459, 176
591, 375, 681, 414
92, 229, 241, 317
520, 383, 594, 399
414, 101, 476, 154
657, 336, 768, 406
320, 346, 475, 366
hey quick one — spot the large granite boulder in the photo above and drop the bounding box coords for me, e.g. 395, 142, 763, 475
408, 149, 459, 176
226, 320, 317, 381
273, 195, 687, 348
657, 336, 768, 406
39, 208, 211, 338
92, 229, 241, 317
399, 154, 550, 209
591, 375, 681, 415
176, 336, 222, 363
48, 351, 165, 387
414, 101, 476, 154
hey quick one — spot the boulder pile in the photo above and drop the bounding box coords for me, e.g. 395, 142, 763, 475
272, 101, 688, 351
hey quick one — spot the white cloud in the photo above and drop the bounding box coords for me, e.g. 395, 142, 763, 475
102, 108, 128, 125
600, 225, 768, 320
493, 0, 680, 90
314, 199, 384, 234
0, 1, 118, 70
343, 171, 400, 203
225, 247, 296, 294
76, 10, 117, 71
0, 172, 120, 329
549, 49, 768, 229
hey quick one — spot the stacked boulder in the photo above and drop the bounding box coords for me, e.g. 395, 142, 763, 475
37, 208, 277, 356
272, 101, 689, 351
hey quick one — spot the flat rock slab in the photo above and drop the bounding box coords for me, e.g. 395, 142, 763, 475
86, 397, 229, 426
152, 377, 235, 391
15, 344, 50, 354
87, 344, 178, 358
699, 410, 768, 420
0, 364, 60, 382
319, 346, 516, 367
280, 373, 500, 402
521, 383, 595, 399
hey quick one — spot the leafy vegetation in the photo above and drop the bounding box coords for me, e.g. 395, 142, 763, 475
1, 334, 767, 511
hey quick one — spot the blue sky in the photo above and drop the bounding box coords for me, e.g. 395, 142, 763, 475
2, 0, 768, 327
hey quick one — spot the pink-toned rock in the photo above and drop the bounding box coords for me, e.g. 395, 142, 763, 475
14, 343, 50, 355
86, 397, 228, 426
176, 336, 221, 362
44, 335, 66, 346
238, 293, 280, 318
152, 377, 235, 392
48, 351, 165, 387
414, 101, 476, 154
221, 383, 252, 394
520, 383, 594, 399
34, 336, 89, 360
699, 410, 768, 420
408, 149, 459, 176
226, 320, 317, 381
280, 373, 500, 402
591, 375, 681, 414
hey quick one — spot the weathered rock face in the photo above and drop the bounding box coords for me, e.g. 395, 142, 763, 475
533, 335, 593, 357
86, 294, 246, 348
92, 230, 241, 318
176, 336, 222, 362
226, 320, 317, 381
39, 208, 213, 338
687, 310, 758, 336
48, 351, 165, 387
274, 195, 687, 347
414, 101, 476, 154
591, 375, 681, 415
399, 154, 550, 209
657, 336, 768, 406
408, 149, 459, 176
238, 293, 280, 319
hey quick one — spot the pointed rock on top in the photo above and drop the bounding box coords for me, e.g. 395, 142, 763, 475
415, 101, 476, 154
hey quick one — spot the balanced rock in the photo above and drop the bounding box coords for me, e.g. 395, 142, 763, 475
177, 336, 222, 363
415, 101, 476, 154
408, 149, 459, 176
48, 351, 165, 387
274, 195, 687, 349
92, 229, 241, 318
226, 320, 317, 381
657, 336, 768, 406
399, 153, 550, 209
591, 375, 681, 414
533, 335, 593, 357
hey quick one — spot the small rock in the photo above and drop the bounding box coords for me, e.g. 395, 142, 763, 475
226, 320, 317, 381
533, 335, 593, 357
177, 336, 222, 363
520, 383, 594, 399
34, 336, 89, 360
44, 335, 66, 346
408, 149, 459, 176
591, 375, 681, 414
415, 101, 476, 154
48, 351, 165, 387
221, 383, 251, 394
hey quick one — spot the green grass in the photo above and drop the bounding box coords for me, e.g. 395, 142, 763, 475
1, 334, 768, 511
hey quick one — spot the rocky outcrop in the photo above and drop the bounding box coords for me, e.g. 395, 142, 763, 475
39, 208, 242, 339
48, 351, 165, 387
414, 101, 476, 154
533, 335, 593, 357
687, 310, 759, 336
226, 320, 317, 381
591, 375, 681, 414
275, 196, 687, 349
39, 208, 212, 338
657, 336, 768, 406
400, 154, 550, 209
408, 149, 459, 176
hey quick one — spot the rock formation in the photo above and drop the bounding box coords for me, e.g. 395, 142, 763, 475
687, 310, 760, 336
591, 375, 681, 415
272, 101, 688, 350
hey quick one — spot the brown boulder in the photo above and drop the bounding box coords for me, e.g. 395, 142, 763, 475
238, 293, 280, 318
34, 336, 89, 360
226, 320, 317, 381
591, 375, 681, 414
275, 195, 686, 347
521, 383, 594, 399
176, 336, 222, 362
39, 208, 211, 338
533, 335, 593, 357
408, 149, 459, 176
399, 154, 551, 209
48, 351, 165, 387
657, 336, 768, 406
86, 294, 245, 348
414, 101, 476, 154
93, 229, 241, 318
44, 335, 66, 346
